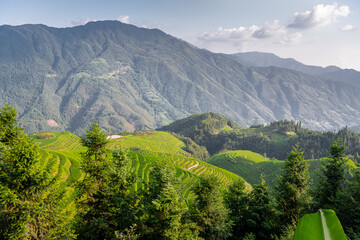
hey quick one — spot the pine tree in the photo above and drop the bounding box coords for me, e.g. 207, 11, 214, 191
76, 122, 137, 239
190, 175, 231, 240
312, 140, 347, 209
226, 178, 279, 240
0, 103, 75, 239
0, 101, 23, 146
224, 179, 248, 239
276, 146, 310, 225
138, 161, 200, 240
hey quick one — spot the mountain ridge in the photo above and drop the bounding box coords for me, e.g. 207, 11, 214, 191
1, 21, 360, 133
227, 51, 360, 88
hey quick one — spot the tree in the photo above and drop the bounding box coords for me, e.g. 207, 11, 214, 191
226, 178, 279, 240
190, 175, 231, 240
224, 179, 247, 239
76, 122, 140, 239
0, 117, 75, 239
76, 148, 137, 239
276, 146, 310, 226
137, 161, 200, 240
312, 140, 347, 209
332, 169, 360, 238
0, 101, 23, 146
77, 121, 109, 200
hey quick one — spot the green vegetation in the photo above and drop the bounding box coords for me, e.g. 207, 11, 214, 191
293, 210, 347, 240
0, 103, 76, 239
275, 146, 310, 228
2, 104, 360, 239
162, 115, 360, 160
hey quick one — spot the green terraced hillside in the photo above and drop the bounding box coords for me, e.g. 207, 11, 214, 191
31, 130, 249, 202
208, 150, 358, 188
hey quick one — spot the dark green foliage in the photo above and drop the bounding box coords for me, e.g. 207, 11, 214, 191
326, 168, 360, 238
0, 101, 23, 146
276, 146, 310, 225
190, 175, 232, 240
224, 179, 248, 239
76, 149, 136, 239
225, 178, 279, 240
76, 121, 137, 239
0, 104, 75, 239
165, 117, 360, 160
137, 160, 200, 240
312, 141, 347, 209
159, 112, 240, 146
171, 132, 210, 161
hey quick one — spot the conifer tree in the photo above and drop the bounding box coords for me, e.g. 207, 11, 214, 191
312, 140, 347, 209
0, 102, 75, 239
190, 175, 231, 240
0, 101, 23, 146
226, 178, 279, 240
138, 161, 200, 240
76, 122, 137, 239
224, 179, 247, 239
276, 146, 310, 225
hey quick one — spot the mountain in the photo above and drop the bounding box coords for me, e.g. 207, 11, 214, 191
1, 21, 360, 133
228, 51, 360, 88
226, 52, 341, 75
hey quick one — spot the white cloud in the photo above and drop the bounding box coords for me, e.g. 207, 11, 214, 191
196, 20, 302, 52
288, 3, 350, 29
341, 24, 356, 31
117, 15, 130, 24
198, 25, 259, 42
71, 18, 91, 26
281, 32, 303, 45
253, 20, 286, 39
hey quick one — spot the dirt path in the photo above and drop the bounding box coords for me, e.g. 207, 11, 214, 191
187, 161, 199, 170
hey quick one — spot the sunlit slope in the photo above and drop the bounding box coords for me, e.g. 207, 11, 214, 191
31, 130, 249, 201
208, 150, 358, 188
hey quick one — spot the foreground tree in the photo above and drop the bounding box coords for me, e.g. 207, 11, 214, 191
332, 169, 360, 239
276, 146, 310, 226
226, 178, 279, 240
224, 179, 248, 239
190, 175, 232, 240
312, 140, 347, 210
137, 160, 200, 239
0, 103, 75, 239
76, 122, 137, 239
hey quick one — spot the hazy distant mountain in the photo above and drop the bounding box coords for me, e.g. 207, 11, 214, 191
226, 52, 342, 74
227, 52, 360, 88
1, 21, 360, 133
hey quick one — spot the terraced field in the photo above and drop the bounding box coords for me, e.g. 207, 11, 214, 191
208, 150, 358, 189
31, 130, 246, 202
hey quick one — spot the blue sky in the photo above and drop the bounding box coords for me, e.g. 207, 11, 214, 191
1, 0, 359, 70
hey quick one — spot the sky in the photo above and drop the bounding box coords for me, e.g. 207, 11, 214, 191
0, 0, 359, 70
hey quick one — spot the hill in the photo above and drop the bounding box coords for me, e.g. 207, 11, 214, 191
30, 130, 249, 202
160, 113, 360, 160
1, 21, 360, 133
208, 150, 358, 189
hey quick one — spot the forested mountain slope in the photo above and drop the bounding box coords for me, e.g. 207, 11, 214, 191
1, 21, 360, 133
160, 113, 360, 160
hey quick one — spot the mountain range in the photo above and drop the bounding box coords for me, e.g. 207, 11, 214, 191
1, 20, 360, 133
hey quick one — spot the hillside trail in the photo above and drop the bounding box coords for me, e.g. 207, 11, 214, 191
187, 161, 199, 170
